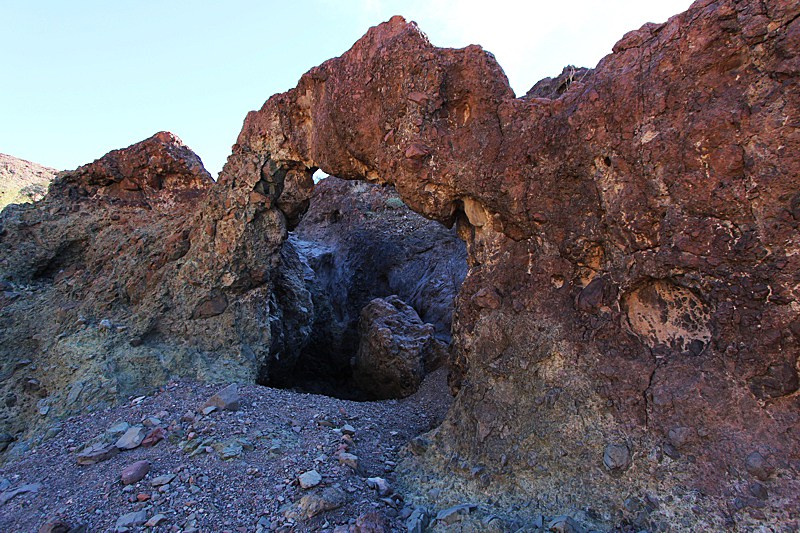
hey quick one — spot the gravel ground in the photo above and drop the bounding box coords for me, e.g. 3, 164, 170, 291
0, 369, 451, 533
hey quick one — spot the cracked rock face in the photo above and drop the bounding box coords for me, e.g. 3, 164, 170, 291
1, 0, 799, 529
207, 4, 798, 529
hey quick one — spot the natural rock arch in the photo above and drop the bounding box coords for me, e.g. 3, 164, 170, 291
183, 5, 799, 528
0, 1, 798, 529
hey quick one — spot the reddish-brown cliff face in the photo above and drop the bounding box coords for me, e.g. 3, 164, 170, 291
1, 0, 798, 529
207, 1, 799, 529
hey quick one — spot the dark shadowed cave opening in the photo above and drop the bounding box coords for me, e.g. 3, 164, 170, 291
258, 176, 468, 401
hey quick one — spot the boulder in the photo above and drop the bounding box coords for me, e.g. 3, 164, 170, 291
353, 296, 443, 399
120, 460, 150, 485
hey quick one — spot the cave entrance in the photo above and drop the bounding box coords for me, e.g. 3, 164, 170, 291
259, 175, 468, 401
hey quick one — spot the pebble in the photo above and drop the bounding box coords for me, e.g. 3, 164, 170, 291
202, 384, 240, 411
342, 424, 356, 436
548, 515, 585, 533
1, 482, 43, 504
75, 443, 119, 466
298, 470, 322, 489
144, 514, 167, 527
366, 477, 392, 497
115, 509, 147, 532
151, 473, 177, 487
115, 426, 148, 450
435, 503, 478, 524
120, 460, 150, 485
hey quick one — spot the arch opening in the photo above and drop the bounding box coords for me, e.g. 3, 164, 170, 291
258, 175, 468, 401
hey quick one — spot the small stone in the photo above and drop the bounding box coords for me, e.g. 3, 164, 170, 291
201, 383, 239, 411
115, 426, 148, 450
150, 473, 176, 487
342, 424, 356, 435
121, 460, 150, 485
99, 319, 113, 330
405, 507, 429, 533
366, 477, 392, 497
145, 514, 167, 527
299, 470, 322, 489
295, 487, 347, 518
115, 510, 147, 532
337, 452, 360, 472
435, 503, 478, 524
548, 515, 585, 533
202, 406, 217, 415
141, 427, 166, 448
1, 482, 43, 504
745, 452, 774, 481
603, 444, 631, 474
76, 443, 119, 466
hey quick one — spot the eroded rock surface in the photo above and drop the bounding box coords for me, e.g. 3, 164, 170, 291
1, 1, 799, 530
354, 295, 445, 400
199, 4, 799, 530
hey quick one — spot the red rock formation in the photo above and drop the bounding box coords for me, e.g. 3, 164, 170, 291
58, 131, 213, 210
1, 0, 798, 529
206, 2, 799, 529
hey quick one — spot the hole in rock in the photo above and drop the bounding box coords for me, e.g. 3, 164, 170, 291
259, 176, 468, 401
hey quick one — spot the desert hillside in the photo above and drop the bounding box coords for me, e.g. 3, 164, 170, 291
0, 154, 58, 210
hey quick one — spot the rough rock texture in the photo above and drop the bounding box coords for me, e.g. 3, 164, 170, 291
523, 65, 593, 100
0, 132, 226, 443
0, 154, 58, 210
265, 176, 466, 397
1, 0, 799, 530
353, 295, 445, 400
195, 3, 798, 530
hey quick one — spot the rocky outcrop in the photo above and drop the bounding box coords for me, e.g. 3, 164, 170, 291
0, 155, 58, 210
523, 65, 593, 100
1, 0, 799, 529
58, 131, 212, 211
191, 2, 797, 530
0, 133, 231, 442
354, 295, 445, 400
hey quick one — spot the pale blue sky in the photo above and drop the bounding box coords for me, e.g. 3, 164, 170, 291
2, 0, 694, 177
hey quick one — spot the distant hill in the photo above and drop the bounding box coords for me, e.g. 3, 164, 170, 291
0, 154, 58, 210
